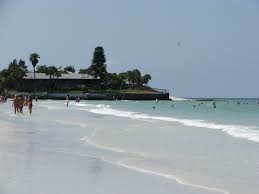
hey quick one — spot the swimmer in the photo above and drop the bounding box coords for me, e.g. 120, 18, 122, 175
153, 106, 156, 109
76, 96, 80, 103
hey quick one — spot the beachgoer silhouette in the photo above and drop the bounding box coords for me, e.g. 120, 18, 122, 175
12, 95, 19, 114
66, 95, 70, 107
28, 96, 33, 115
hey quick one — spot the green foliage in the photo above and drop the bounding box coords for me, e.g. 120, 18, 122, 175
0, 47, 153, 93
0, 59, 28, 91
79, 69, 88, 74
36, 65, 48, 73
29, 53, 40, 68
18, 59, 28, 72
87, 46, 108, 81
64, 65, 76, 73
142, 74, 152, 84
92, 46, 106, 65
30, 52, 40, 94
83, 46, 152, 89
105, 73, 121, 89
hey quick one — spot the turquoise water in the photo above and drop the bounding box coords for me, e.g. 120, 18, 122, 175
0, 99, 259, 194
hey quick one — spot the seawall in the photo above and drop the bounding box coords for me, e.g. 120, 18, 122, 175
7, 92, 170, 101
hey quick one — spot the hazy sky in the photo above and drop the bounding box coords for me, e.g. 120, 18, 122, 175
0, 0, 259, 97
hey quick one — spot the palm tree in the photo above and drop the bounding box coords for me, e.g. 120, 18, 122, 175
29, 53, 40, 97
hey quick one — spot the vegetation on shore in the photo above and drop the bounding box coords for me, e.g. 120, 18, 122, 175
0, 47, 152, 94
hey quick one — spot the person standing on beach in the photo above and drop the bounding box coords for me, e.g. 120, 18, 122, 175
76, 96, 80, 103
12, 95, 19, 114
66, 95, 69, 107
28, 96, 33, 115
18, 96, 24, 113
24, 96, 28, 106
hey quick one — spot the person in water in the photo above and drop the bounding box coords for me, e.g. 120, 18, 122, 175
66, 95, 69, 107
28, 96, 33, 115
18, 96, 24, 113
24, 96, 28, 106
76, 96, 80, 103
12, 95, 19, 114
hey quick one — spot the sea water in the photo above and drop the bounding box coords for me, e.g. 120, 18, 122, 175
0, 99, 259, 194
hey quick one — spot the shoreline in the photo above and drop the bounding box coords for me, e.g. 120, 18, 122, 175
6, 92, 170, 101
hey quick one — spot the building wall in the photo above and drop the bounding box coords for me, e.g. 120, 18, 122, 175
22, 79, 101, 92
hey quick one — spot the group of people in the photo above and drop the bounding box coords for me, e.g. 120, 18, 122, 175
65, 95, 80, 107
12, 95, 33, 115
0, 95, 7, 103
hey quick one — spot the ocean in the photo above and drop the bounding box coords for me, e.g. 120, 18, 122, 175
0, 99, 259, 194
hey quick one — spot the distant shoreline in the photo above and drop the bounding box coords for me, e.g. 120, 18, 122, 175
6, 91, 170, 101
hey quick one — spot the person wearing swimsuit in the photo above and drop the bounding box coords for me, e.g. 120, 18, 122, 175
28, 96, 33, 115
12, 95, 19, 114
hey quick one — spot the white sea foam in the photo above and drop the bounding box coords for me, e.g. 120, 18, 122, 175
96, 104, 110, 108
170, 96, 192, 101
35, 147, 230, 194
80, 136, 127, 153
85, 107, 259, 143
80, 135, 150, 159
70, 102, 96, 107
115, 160, 230, 194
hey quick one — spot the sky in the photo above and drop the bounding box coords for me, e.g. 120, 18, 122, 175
0, 0, 259, 98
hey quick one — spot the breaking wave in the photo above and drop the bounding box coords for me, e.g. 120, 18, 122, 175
74, 103, 259, 143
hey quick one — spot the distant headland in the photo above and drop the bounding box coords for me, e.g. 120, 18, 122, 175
0, 47, 169, 100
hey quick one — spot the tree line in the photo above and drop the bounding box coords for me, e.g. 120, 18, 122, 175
0, 47, 152, 93
78, 47, 152, 89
